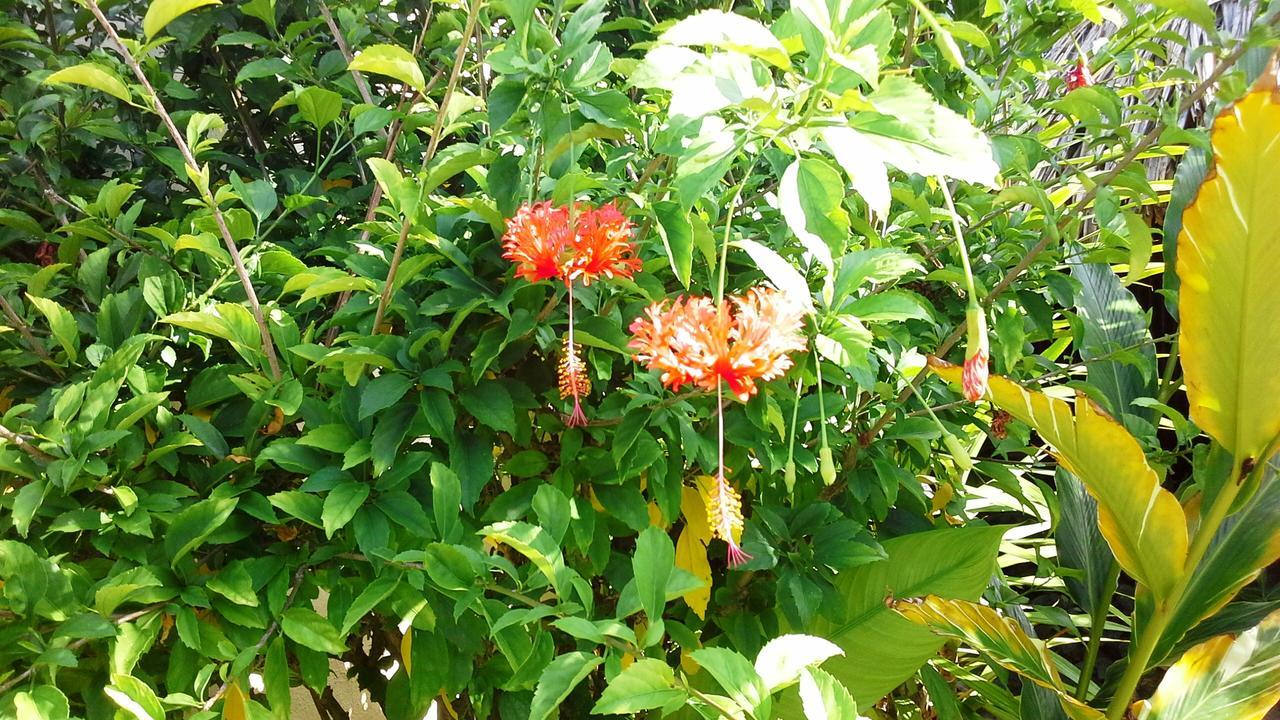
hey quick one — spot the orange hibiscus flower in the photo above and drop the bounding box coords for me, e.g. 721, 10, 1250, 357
502, 201, 642, 426
628, 287, 807, 401
629, 286, 808, 567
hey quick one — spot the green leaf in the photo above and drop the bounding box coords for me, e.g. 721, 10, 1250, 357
481, 521, 568, 594
736, 238, 815, 315
236, 57, 291, 84
1123, 212, 1154, 285
690, 647, 771, 718
164, 496, 238, 567
348, 43, 425, 94
207, 562, 257, 607
14, 686, 70, 720
560, 0, 607, 58
856, 76, 998, 187
754, 634, 844, 693
798, 667, 859, 720
296, 86, 343, 130
897, 596, 1102, 719
104, 674, 165, 720
1069, 260, 1155, 421
460, 381, 516, 435
530, 652, 605, 720
1151, 459, 1280, 664
340, 572, 400, 634
846, 291, 932, 323
143, 0, 221, 40
592, 658, 684, 714
431, 462, 462, 541
932, 360, 1188, 602
1139, 609, 1280, 720
654, 201, 693, 288
1149, 0, 1216, 31
801, 525, 1007, 708
660, 10, 792, 69
779, 158, 845, 272
820, 127, 891, 219
322, 481, 370, 538
1176, 75, 1280, 460
281, 607, 347, 655
44, 63, 132, 104
25, 294, 78, 362
633, 526, 674, 627
358, 374, 414, 421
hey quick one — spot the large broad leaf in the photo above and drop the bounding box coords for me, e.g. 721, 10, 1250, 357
1176, 70, 1280, 460
930, 359, 1187, 602
1056, 469, 1114, 615
1151, 457, 1280, 664
1136, 609, 1280, 720
799, 524, 1007, 708
1069, 260, 1155, 422
897, 596, 1103, 720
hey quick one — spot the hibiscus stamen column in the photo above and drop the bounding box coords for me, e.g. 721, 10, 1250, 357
559, 280, 590, 427
709, 380, 751, 566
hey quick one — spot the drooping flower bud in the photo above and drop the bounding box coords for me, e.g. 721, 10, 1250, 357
941, 430, 974, 472
819, 446, 836, 486
962, 303, 989, 402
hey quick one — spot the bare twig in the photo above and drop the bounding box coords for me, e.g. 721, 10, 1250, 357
318, 0, 378, 112
372, 0, 482, 333
84, 0, 282, 381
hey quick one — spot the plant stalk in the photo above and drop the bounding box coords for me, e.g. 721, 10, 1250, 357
372, 0, 482, 333
1103, 456, 1247, 719
84, 0, 282, 381
1076, 561, 1121, 701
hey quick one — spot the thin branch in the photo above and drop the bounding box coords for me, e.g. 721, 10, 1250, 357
318, 0, 379, 114
0, 603, 164, 694
372, 0, 482, 333
0, 294, 52, 365
202, 565, 308, 710
860, 40, 1253, 446
0, 421, 56, 464
84, 0, 282, 381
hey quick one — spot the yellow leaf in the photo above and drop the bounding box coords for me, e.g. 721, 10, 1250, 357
675, 486, 713, 619
222, 680, 247, 720
401, 629, 413, 676
647, 501, 666, 528
1177, 68, 1280, 461
1140, 608, 1280, 720
930, 359, 1187, 601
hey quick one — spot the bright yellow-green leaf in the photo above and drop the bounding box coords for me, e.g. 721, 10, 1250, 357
44, 63, 132, 104
897, 595, 1104, 720
675, 485, 712, 618
1136, 608, 1280, 720
930, 359, 1187, 601
25, 294, 78, 362
1176, 70, 1280, 461
222, 680, 247, 720
143, 0, 222, 41
348, 44, 425, 94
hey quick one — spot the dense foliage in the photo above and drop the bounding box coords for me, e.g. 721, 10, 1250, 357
0, 0, 1278, 718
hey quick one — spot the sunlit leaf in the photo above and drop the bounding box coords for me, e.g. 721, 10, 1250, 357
1136, 609, 1280, 720
143, 0, 221, 40
348, 43, 425, 94
1176, 69, 1280, 460
44, 63, 131, 103
931, 359, 1187, 601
